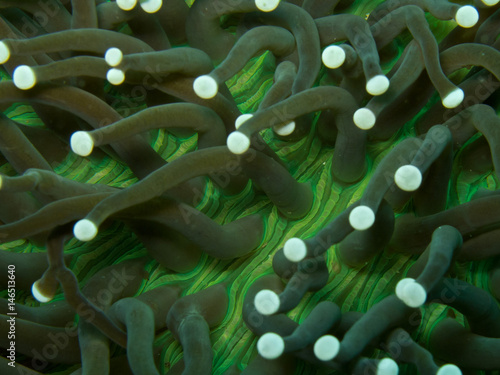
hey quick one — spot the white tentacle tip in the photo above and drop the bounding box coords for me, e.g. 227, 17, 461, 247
395, 278, 427, 308
377, 358, 399, 375
366, 75, 390, 96
442, 88, 464, 108
235, 114, 253, 129
116, 0, 137, 11
107, 68, 125, 85
139, 0, 162, 13
193, 75, 218, 99
395, 278, 415, 298
455, 6, 479, 28
314, 335, 340, 361
349, 205, 375, 230
32, 280, 54, 303
74, 219, 98, 242
283, 237, 307, 262
227, 131, 250, 154
257, 333, 285, 359
0, 41, 11, 64
13, 65, 36, 90
254, 289, 280, 315
70, 131, 94, 157
394, 165, 422, 192
274, 121, 295, 136
353, 108, 376, 130
437, 364, 462, 375
481, 0, 499, 5
255, 0, 280, 12
322, 45, 346, 69
105, 47, 123, 67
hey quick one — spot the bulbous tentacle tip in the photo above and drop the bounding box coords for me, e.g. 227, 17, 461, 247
455, 6, 479, 28
349, 205, 375, 231
314, 335, 340, 361
395, 278, 415, 297
377, 358, 399, 375
442, 88, 464, 108
139, 0, 163, 13
394, 165, 422, 192
0, 41, 11, 64
437, 364, 462, 375
254, 289, 280, 315
117, 0, 138, 11
257, 332, 285, 359
366, 75, 390, 96
353, 108, 376, 130
193, 75, 219, 100
13, 65, 36, 90
227, 131, 250, 154
105, 47, 123, 67
481, 0, 500, 5
74, 219, 98, 242
70, 131, 94, 157
255, 0, 280, 12
107, 68, 125, 85
32, 280, 55, 303
322, 45, 346, 69
274, 121, 296, 136
235, 114, 254, 129
395, 278, 427, 308
283, 237, 307, 262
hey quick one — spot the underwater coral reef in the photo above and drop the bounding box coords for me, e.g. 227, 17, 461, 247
0, 0, 500, 374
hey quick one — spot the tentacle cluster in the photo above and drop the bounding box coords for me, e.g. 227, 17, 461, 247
0, 0, 499, 374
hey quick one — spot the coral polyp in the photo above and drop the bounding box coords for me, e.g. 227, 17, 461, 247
0, 0, 500, 374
